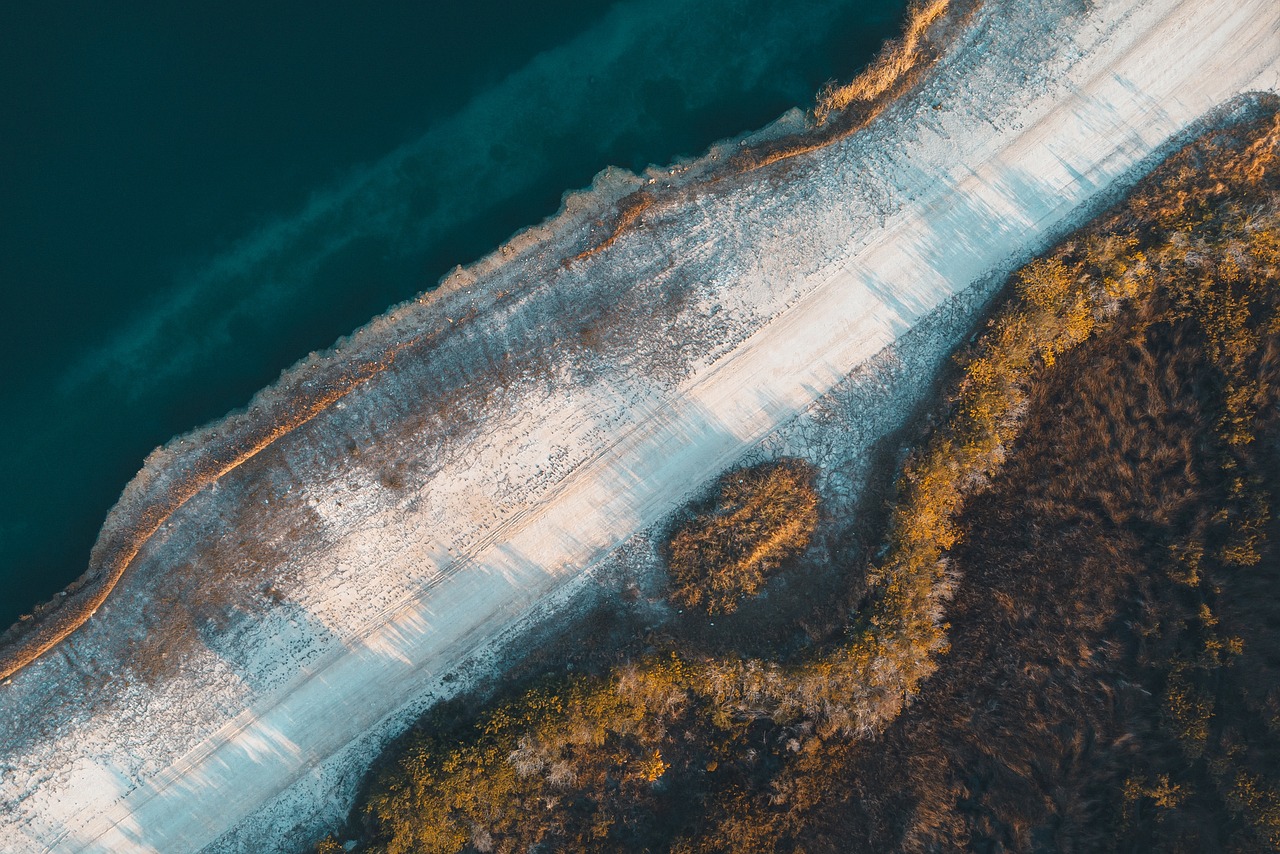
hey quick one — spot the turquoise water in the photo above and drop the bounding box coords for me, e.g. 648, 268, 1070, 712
0, 0, 907, 628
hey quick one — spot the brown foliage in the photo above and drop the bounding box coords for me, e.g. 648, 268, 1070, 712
667, 460, 819, 615
681, 104, 1280, 852
567, 192, 654, 266
812, 0, 952, 125
730, 0, 977, 177
340, 100, 1280, 854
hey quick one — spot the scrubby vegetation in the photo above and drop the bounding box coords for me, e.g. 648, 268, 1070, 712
752, 105, 1280, 851
326, 105, 1280, 854
571, 0, 976, 268
667, 459, 819, 615
812, 0, 953, 125
731, 0, 977, 175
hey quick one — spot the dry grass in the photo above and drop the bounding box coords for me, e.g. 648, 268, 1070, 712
3, 0, 987, 687
0, 349, 404, 683
567, 191, 654, 266
565, 0, 976, 268
0, 298, 511, 684
813, 0, 952, 125
667, 460, 819, 615
728, 0, 973, 176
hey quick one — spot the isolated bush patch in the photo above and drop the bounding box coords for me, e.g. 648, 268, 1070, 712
667, 459, 819, 615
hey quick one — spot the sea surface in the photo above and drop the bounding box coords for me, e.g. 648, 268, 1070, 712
0, 0, 907, 629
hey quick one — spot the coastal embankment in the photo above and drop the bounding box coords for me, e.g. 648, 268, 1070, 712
1, 0, 1277, 851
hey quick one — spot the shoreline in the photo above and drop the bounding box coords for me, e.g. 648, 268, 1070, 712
0, 0, 972, 684
1, 0, 1278, 851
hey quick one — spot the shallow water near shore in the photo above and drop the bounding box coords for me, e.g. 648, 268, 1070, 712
0, 0, 907, 629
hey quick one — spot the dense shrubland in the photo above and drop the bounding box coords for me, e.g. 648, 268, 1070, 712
751, 105, 1280, 851
323, 104, 1280, 854
356, 458, 826, 853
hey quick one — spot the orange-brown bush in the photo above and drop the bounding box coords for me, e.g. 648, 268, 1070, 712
667, 460, 819, 615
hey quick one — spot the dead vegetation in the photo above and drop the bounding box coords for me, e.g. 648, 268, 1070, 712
728, 0, 978, 176
563, 0, 979, 268
813, 0, 954, 125
567, 192, 654, 266
1, 0, 984, 688
0, 358, 380, 684
667, 460, 819, 615
325, 103, 1280, 854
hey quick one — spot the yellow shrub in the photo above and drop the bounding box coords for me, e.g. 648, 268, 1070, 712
667, 460, 820, 614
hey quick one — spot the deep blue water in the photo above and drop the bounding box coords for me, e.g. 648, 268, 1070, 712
0, 0, 907, 629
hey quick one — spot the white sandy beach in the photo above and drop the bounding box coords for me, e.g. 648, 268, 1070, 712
2, 0, 1279, 851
